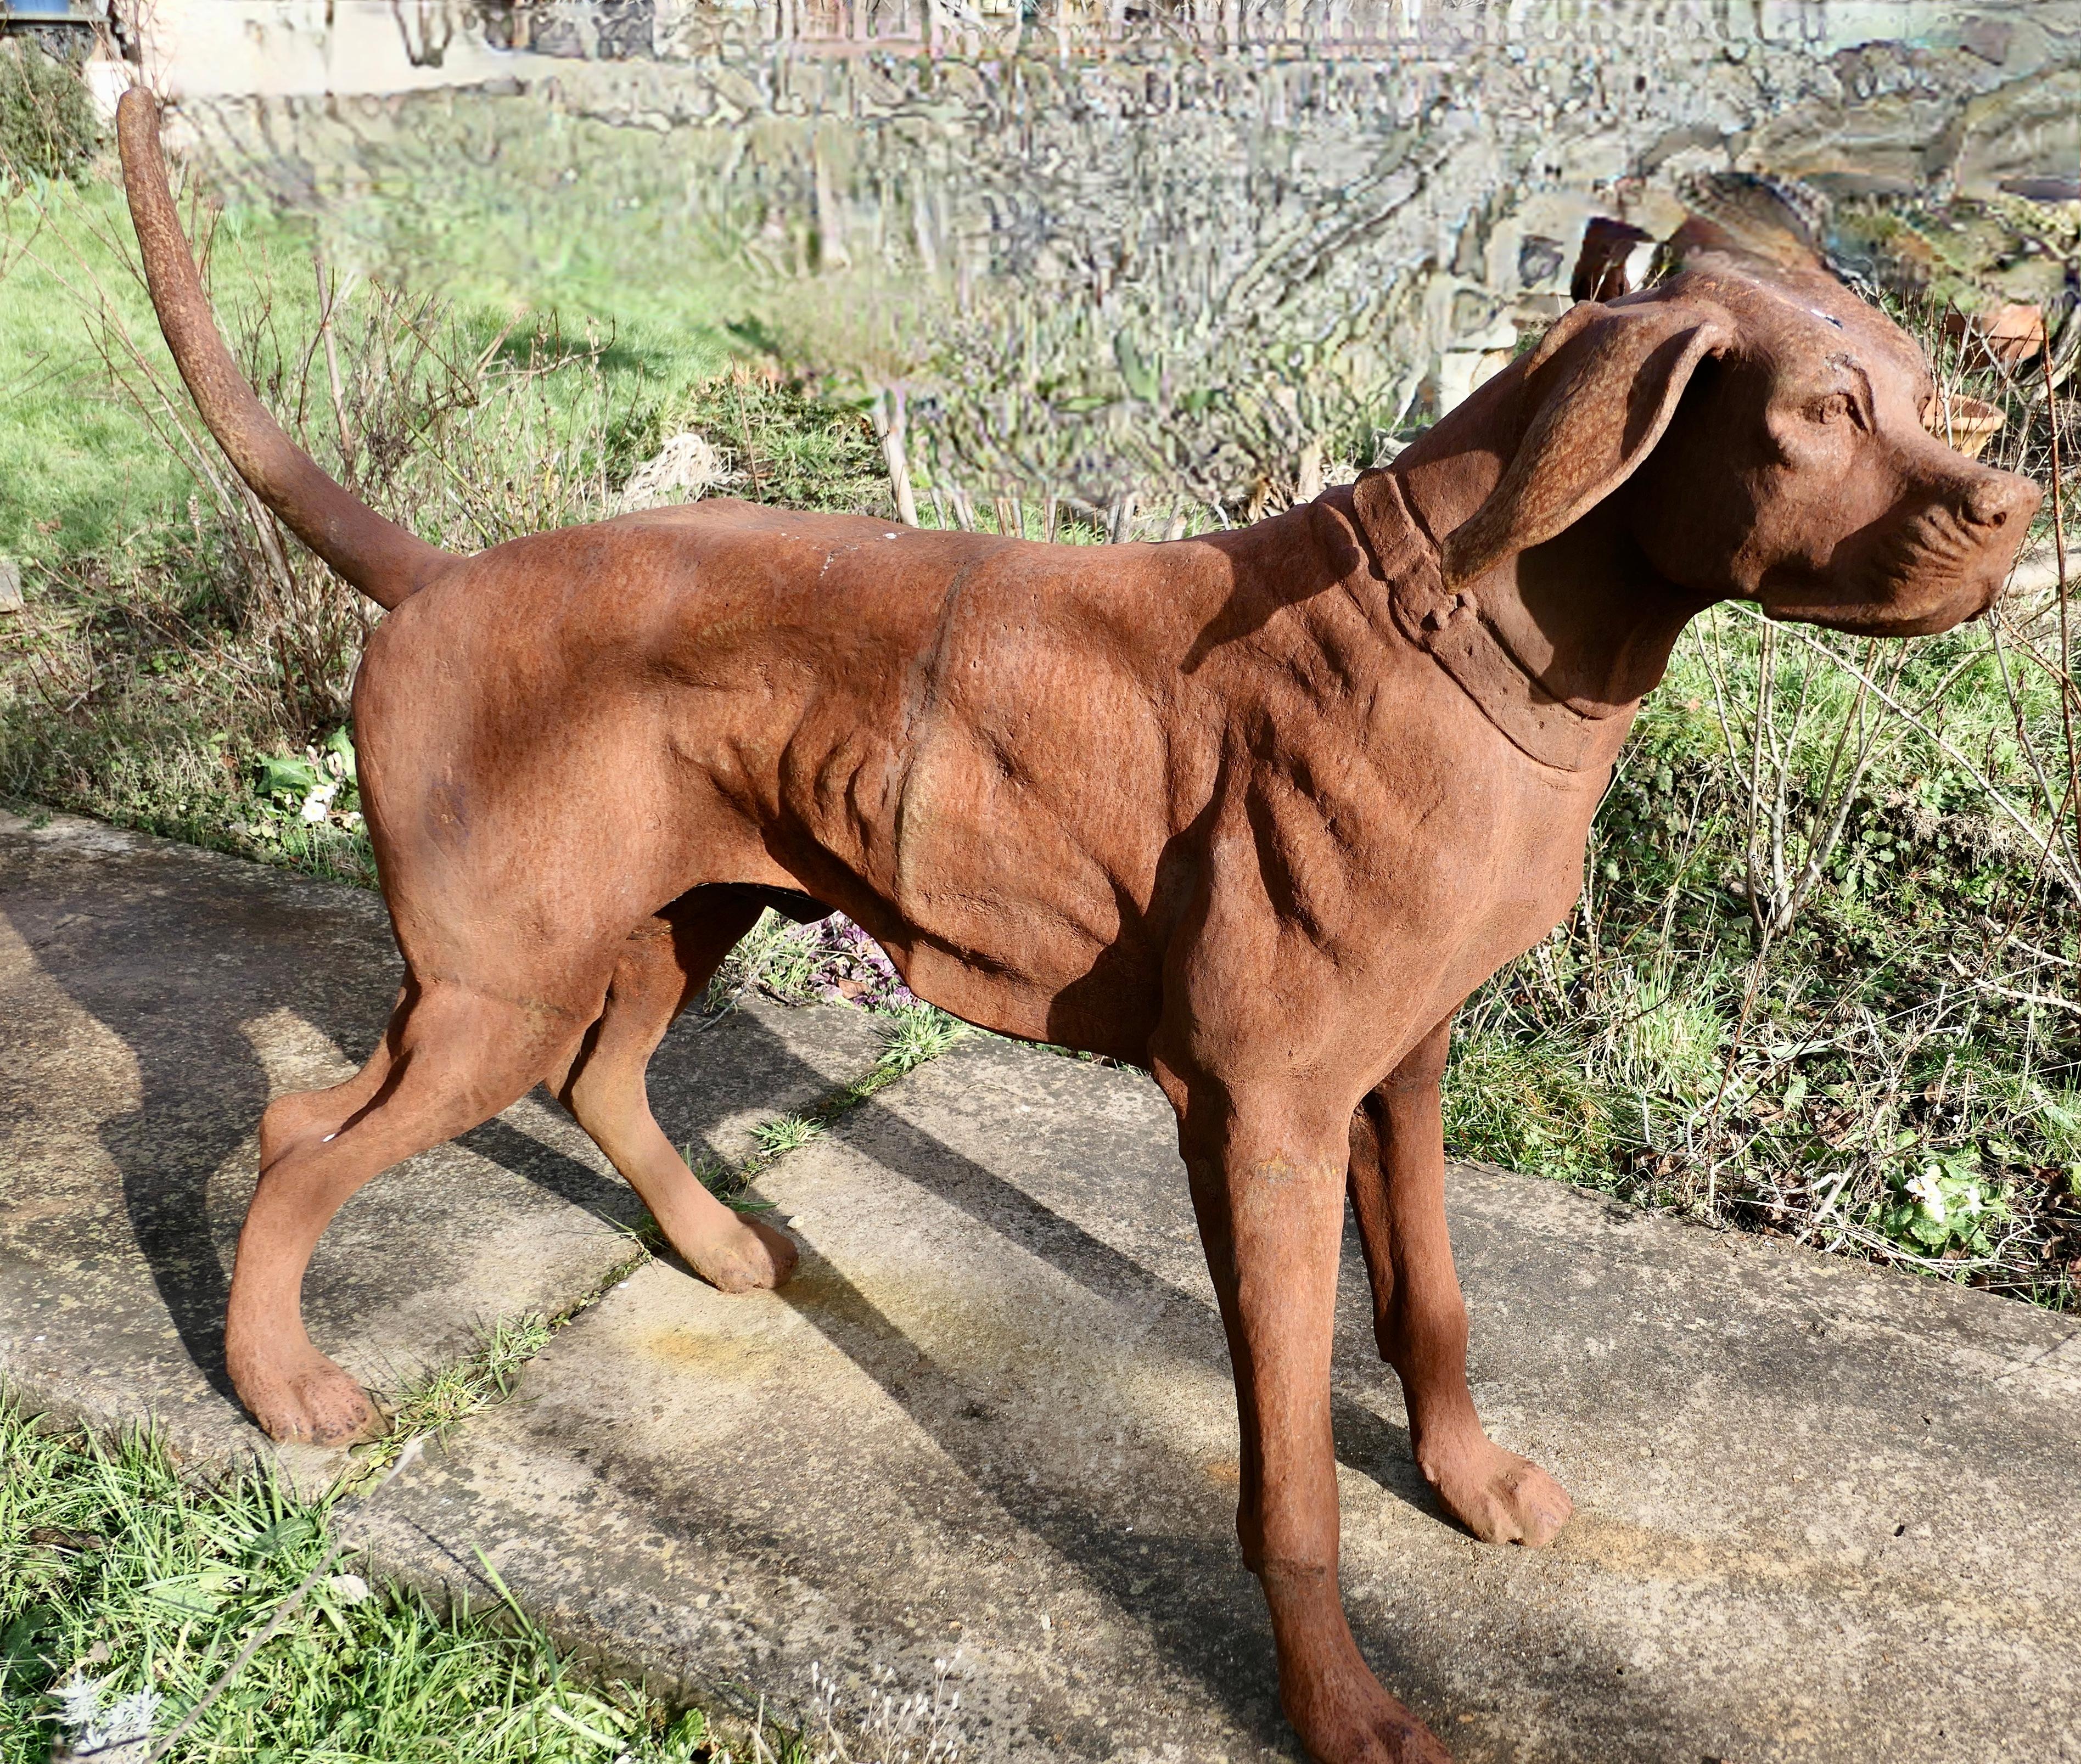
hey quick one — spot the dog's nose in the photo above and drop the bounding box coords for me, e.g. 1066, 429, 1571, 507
1961, 470, 2044, 533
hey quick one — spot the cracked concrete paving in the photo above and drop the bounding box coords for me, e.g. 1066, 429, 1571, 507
0, 807, 883, 1466
7, 809, 2081, 1761
346, 1036, 2081, 1764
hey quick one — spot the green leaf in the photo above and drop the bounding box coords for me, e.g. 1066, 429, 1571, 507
145, 1569, 239, 1615
323, 727, 358, 783
147, 1585, 225, 1615
1113, 329, 1159, 402
244, 1512, 321, 1560
0, 1605, 62, 1694
256, 754, 321, 799
664, 1708, 709, 1756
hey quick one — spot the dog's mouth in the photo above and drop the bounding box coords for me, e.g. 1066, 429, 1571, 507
1758, 499, 2030, 637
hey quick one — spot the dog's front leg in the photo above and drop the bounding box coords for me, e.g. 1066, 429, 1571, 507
1348, 1017, 1572, 1547
1165, 1065, 1453, 1764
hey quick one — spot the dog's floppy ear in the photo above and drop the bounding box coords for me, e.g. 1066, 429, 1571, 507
1442, 298, 1731, 587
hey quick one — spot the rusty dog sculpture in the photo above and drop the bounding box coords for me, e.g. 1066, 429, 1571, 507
119, 91, 2039, 1763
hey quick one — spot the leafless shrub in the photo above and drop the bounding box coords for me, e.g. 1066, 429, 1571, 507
12, 160, 625, 730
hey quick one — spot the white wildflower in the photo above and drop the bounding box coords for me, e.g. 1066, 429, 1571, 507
299, 782, 339, 824
326, 1571, 371, 1604
51, 1672, 160, 1761
1905, 1166, 1948, 1222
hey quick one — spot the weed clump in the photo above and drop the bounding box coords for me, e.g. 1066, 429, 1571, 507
677, 366, 892, 516
0, 42, 97, 184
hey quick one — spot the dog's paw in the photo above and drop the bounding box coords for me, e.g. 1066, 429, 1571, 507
1295, 1702, 1455, 1764
1264, 1568, 1456, 1763
684, 1214, 799, 1294
1420, 1435, 1573, 1547
1282, 1656, 1455, 1764
239, 1352, 389, 1447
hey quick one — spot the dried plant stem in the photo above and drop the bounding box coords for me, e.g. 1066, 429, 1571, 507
1725, 602, 2081, 904
314, 244, 358, 483
2041, 335, 2079, 874
870, 385, 919, 526
140, 1543, 344, 1764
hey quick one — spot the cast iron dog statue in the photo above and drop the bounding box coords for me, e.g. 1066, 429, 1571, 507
118, 91, 2039, 1763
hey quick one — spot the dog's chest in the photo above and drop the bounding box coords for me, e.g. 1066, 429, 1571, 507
1238, 658, 1609, 1000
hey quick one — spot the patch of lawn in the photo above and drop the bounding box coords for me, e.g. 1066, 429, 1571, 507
0, 1400, 722, 1764
0, 98, 753, 566
0, 178, 229, 563
1, 1363, 973, 1761
220, 94, 754, 356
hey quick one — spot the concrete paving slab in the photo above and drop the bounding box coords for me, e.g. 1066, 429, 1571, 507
347, 1033, 2081, 1764
0, 807, 883, 1465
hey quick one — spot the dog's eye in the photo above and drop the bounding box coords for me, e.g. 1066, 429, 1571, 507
1807, 391, 1859, 429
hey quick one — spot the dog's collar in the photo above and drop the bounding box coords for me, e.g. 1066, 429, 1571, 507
1350, 469, 1616, 774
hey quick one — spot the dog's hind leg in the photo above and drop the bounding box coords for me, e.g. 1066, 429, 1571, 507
230, 974, 589, 1445
1348, 1014, 1573, 1547
549, 892, 799, 1294
255, 987, 408, 1171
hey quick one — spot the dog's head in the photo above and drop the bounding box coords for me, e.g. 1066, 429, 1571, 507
1433, 205, 2042, 638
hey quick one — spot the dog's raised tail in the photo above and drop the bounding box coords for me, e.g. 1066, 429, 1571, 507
116, 89, 455, 611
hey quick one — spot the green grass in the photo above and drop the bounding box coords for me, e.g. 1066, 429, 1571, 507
0, 94, 757, 565
1439, 606, 2081, 1304
0, 1401, 723, 1764
352, 1313, 558, 1486
0, 1392, 971, 1762
0, 178, 218, 563
1442, 1028, 1622, 1189
0, 82, 932, 565
249, 97, 750, 357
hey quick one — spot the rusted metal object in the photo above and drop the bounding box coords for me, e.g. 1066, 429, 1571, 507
119, 91, 2043, 1764
1929, 393, 2009, 461
1945, 301, 2049, 372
